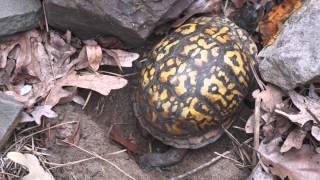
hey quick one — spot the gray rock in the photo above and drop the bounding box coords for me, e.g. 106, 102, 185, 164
0, 0, 41, 37
258, 0, 320, 90
0, 92, 23, 149
45, 0, 194, 47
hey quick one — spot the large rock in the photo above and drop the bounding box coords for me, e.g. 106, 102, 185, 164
258, 0, 320, 90
0, 92, 23, 149
45, 0, 194, 47
0, 0, 41, 37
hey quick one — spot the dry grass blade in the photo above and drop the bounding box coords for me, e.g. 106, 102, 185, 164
170, 151, 231, 180
82, 90, 92, 110
62, 140, 136, 180
46, 149, 127, 169
46, 157, 97, 169
214, 152, 242, 165
4, 121, 79, 154
42, 0, 49, 32
250, 63, 265, 90
223, 127, 252, 164
0, 171, 19, 178
253, 97, 262, 165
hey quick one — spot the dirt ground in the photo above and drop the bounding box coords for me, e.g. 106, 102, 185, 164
47, 73, 253, 180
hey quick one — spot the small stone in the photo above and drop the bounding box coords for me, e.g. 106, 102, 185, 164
258, 0, 320, 90
0, 92, 23, 149
0, 0, 41, 37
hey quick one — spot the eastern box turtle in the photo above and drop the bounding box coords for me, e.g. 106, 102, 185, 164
134, 15, 257, 167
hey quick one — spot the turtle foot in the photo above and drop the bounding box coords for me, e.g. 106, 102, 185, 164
138, 148, 188, 171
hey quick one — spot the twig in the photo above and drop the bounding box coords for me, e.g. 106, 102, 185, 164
106, 125, 114, 138
62, 140, 136, 180
306, 107, 320, 125
82, 90, 92, 110
250, 63, 266, 90
46, 149, 126, 169
223, 128, 252, 164
0, 171, 19, 178
4, 121, 79, 154
98, 71, 136, 78
223, 0, 229, 15
232, 126, 246, 132
170, 151, 231, 180
42, 0, 49, 32
253, 97, 262, 165
214, 152, 242, 165
46, 157, 97, 169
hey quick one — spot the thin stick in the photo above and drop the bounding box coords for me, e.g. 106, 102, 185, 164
82, 90, 92, 110
214, 152, 242, 164
170, 151, 231, 180
253, 97, 262, 165
4, 121, 78, 154
0, 171, 19, 178
232, 126, 246, 132
46, 149, 127, 169
46, 157, 97, 169
306, 108, 320, 125
250, 63, 265, 90
223, 128, 252, 164
42, 0, 49, 32
223, 0, 229, 15
62, 140, 136, 180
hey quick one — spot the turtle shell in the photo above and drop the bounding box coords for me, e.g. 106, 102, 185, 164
134, 15, 257, 149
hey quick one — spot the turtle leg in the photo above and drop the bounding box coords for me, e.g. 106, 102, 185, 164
138, 148, 188, 170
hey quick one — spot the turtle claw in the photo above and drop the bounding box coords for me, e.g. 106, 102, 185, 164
138, 148, 188, 170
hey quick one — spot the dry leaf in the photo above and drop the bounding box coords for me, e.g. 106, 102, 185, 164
246, 114, 259, 134
0, 30, 36, 70
311, 126, 320, 141
280, 128, 307, 152
57, 72, 127, 96
249, 163, 275, 180
44, 32, 77, 79
275, 91, 320, 127
86, 45, 102, 71
74, 46, 88, 70
262, 114, 292, 142
252, 84, 285, 112
103, 49, 139, 68
7, 152, 55, 180
45, 85, 77, 107
110, 127, 139, 154
259, 138, 320, 180
20, 105, 58, 124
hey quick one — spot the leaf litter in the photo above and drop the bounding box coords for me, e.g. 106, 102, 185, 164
247, 82, 320, 179
0, 29, 139, 124
0, 28, 139, 180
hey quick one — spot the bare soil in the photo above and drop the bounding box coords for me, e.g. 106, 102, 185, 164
47, 74, 253, 180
